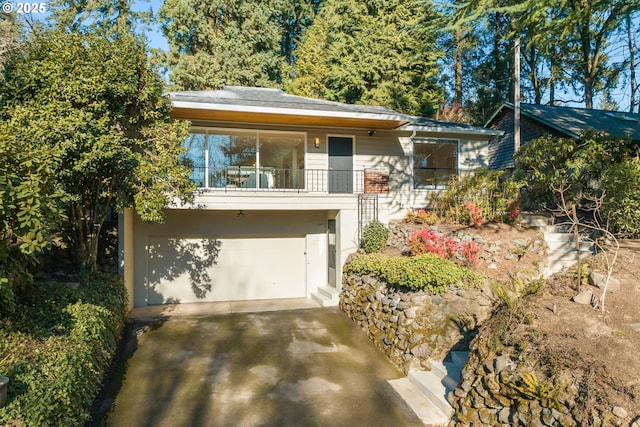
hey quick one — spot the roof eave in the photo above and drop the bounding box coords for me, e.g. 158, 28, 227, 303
399, 124, 504, 137
171, 100, 412, 128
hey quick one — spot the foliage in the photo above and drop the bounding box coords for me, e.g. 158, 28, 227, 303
408, 229, 458, 258
430, 168, 524, 224
361, 220, 389, 254
0, 104, 68, 314
0, 273, 127, 426
404, 209, 438, 225
513, 131, 639, 237
512, 371, 561, 410
601, 159, 640, 238
491, 271, 545, 312
407, 229, 481, 267
344, 253, 482, 293
158, 0, 319, 90
289, 0, 443, 115
0, 28, 195, 272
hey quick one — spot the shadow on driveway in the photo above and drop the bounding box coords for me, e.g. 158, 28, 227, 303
92, 307, 422, 427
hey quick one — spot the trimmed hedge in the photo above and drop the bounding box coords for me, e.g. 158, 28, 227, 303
344, 253, 482, 293
0, 273, 127, 426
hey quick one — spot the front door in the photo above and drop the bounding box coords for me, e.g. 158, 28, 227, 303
328, 136, 353, 193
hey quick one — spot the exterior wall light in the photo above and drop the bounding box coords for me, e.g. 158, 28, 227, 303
315, 137, 320, 148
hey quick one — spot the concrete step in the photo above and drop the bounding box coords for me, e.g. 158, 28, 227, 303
519, 213, 552, 228
547, 250, 593, 262
408, 370, 454, 417
428, 361, 458, 390
544, 232, 576, 242
388, 377, 449, 426
449, 351, 469, 367
546, 240, 594, 253
310, 286, 340, 307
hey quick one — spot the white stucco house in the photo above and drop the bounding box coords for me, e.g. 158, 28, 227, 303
119, 86, 501, 309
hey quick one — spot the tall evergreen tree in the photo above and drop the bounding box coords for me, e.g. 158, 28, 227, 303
159, 0, 303, 90
289, 0, 443, 116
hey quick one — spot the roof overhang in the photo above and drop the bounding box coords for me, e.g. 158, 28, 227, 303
399, 123, 504, 137
170, 101, 411, 130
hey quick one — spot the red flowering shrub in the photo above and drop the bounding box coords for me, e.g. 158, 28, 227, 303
458, 240, 480, 266
463, 202, 484, 227
506, 199, 521, 222
408, 229, 482, 267
408, 229, 457, 258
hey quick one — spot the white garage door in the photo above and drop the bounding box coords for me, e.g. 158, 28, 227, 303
147, 236, 306, 305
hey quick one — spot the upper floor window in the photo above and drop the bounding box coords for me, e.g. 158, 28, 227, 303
182, 128, 306, 189
413, 139, 458, 189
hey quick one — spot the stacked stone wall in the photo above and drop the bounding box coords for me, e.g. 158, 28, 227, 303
340, 271, 495, 372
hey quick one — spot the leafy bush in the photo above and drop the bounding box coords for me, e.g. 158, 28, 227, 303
601, 160, 640, 238
361, 220, 389, 253
344, 253, 482, 293
0, 273, 127, 426
407, 229, 481, 267
430, 168, 524, 224
404, 209, 438, 225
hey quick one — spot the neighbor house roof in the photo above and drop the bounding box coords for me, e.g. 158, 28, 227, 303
168, 86, 500, 137
486, 103, 640, 141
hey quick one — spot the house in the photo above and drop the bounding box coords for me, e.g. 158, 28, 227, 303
486, 102, 640, 169
119, 86, 501, 309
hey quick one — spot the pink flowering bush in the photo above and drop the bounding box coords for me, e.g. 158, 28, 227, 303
408, 229, 481, 267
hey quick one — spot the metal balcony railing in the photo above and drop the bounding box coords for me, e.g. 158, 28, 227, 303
189, 167, 365, 194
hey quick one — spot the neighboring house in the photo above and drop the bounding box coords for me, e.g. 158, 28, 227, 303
486, 102, 640, 169
119, 86, 501, 309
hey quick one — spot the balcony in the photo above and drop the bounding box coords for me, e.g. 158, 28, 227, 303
190, 166, 368, 194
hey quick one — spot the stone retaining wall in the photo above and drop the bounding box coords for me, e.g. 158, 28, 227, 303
340, 270, 496, 372
449, 338, 580, 426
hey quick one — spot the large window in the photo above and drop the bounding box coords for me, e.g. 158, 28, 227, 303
183, 129, 306, 189
413, 139, 458, 189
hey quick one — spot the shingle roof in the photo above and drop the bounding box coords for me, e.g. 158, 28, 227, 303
486, 103, 640, 141
169, 86, 499, 136
169, 86, 406, 117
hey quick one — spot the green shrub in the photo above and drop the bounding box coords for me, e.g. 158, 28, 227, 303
0, 273, 127, 426
430, 168, 524, 224
601, 159, 640, 238
344, 253, 482, 293
361, 220, 389, 253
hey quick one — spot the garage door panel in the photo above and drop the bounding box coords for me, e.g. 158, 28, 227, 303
148, 236, 306, 304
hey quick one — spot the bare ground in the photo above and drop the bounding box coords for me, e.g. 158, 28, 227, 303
389, 220, 640, 421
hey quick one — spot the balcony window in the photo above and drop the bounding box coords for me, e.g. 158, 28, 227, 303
413, 139, 458, 189
183, 129, 305, 189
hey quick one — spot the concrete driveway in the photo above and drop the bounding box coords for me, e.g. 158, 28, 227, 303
98, 302, 422, 427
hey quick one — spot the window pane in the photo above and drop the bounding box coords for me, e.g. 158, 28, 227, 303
208, 130, 257, 188
414, 140, 457, 188
183, 133, 206, 187
259, 132, 305, 189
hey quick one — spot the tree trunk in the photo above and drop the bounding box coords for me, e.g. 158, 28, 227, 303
628, 14, 637, 114
453, 29, 463, 118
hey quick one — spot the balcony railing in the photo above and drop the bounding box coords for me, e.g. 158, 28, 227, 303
189, 166, 366, 194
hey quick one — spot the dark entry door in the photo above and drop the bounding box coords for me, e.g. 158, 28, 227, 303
328, 136, 353, 193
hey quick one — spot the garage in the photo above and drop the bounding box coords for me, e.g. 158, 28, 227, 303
146, 235, 307, 305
